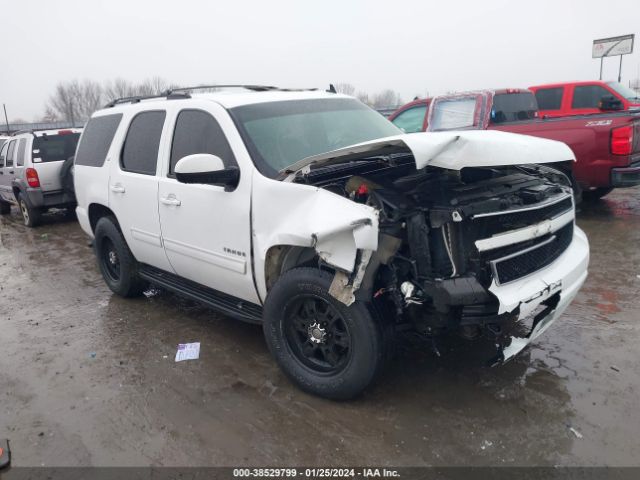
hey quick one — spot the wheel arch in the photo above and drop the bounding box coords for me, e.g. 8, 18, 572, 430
88, 203, 118, 233
264, 245, 322, 293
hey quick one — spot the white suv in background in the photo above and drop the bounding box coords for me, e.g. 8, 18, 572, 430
0, 128, 82, 226
74, 86, 589, 399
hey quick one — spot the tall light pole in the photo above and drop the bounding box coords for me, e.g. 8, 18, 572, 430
3, 104, 9, 134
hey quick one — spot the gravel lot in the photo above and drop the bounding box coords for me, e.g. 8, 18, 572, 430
1, 188, 639, 467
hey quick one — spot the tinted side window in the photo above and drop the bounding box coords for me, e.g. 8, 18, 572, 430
391, 105, 427, 133
169, 110, 236, 174
76, 114, 123, 167
121, 111, 166, 175
491, 93, 537, 123
572, 86, 610, 109
6, 141, 16, 167
16, 139, 26, 166
535, 88, 563, 110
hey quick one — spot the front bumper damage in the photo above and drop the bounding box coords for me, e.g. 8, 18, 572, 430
489, 225, 589, 362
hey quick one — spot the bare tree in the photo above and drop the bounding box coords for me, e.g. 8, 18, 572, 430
103, 78, 136, 102
47, 79, 103, 123
356, 91, 371, 105
40, 107, 59, 122
135, 76, 179, 96
372, 89, 402, 109
44, 77, 185, 122
335, 83, 356, 96
76, 80, 103, 120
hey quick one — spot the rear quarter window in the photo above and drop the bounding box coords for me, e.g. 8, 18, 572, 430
6, 140, 16, 167
32, 133, 81, 163
75, 114, 123, 167
16, 138, 26, 166
491, 93, 537, 123
535, 88, 563, 110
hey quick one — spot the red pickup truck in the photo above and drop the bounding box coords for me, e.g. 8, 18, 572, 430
529, 81, 640, 118
389, 89, 640, 201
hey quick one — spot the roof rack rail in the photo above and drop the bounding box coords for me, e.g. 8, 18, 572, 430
167, 85, 279, 93
104, 91, 191, 108
104, 84, 325, 109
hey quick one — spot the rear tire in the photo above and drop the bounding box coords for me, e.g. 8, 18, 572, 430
94, 216, 145, 297
60, 156, 75, 195
18, 194, 42, 227
263, 267, 385, 400
0, 200, 10, 215
583, 187, 614, 202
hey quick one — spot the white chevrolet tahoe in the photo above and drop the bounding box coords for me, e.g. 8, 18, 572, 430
74, 86, 589, 399
0, 128, 82, 226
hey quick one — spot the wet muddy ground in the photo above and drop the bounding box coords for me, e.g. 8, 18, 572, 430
1, 188, 639, 467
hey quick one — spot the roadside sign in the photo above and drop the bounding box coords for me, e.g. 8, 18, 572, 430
592, 34, 634, 58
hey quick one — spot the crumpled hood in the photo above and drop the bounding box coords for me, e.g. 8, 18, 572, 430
283, 130, 576, 176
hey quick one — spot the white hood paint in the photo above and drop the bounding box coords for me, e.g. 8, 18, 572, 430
284, 130, 576, 176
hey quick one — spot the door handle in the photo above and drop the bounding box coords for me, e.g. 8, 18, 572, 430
9, 171, 13, 174
160, 195, 181, 206
110, 184, 125, 194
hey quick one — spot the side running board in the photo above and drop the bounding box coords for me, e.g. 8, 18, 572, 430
138, 264, 263, 324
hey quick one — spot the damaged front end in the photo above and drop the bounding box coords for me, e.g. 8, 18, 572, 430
277, 131, 589, 364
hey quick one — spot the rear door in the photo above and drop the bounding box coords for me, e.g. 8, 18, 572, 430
31, 131, 81, 192
108, 110, 173, 272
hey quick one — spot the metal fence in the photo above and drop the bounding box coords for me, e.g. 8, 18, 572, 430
0, 121, 85, 135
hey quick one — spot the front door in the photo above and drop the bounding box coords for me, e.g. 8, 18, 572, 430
108, 110, 173, 272
157, 106, 258, 303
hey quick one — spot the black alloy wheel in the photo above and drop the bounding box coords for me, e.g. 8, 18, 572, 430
284, 295, 352, 374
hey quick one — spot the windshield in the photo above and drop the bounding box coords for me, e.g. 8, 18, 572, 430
230, 98, 401, 177
32, 132, 81, 163
491, 93, 538, 123
607, 82, 640, 101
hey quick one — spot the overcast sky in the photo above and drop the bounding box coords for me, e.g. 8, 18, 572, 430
2, 0, 640, 121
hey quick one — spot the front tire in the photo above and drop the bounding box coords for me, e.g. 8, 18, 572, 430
263, 267, 385, 400
18, 194, 42, 227
583, 187, 614, 202
0, 200, 10, 215
94, 216, 145, 297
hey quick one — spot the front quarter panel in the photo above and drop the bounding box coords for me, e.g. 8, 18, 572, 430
251, 172, 379, 302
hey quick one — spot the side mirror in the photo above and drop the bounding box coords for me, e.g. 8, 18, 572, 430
175, 153, 239, 190
599, 95, 623, 111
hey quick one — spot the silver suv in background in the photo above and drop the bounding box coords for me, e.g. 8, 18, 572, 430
0, 128, 82, 226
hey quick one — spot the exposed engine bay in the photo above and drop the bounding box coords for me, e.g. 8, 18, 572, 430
291, 153, 576, 361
